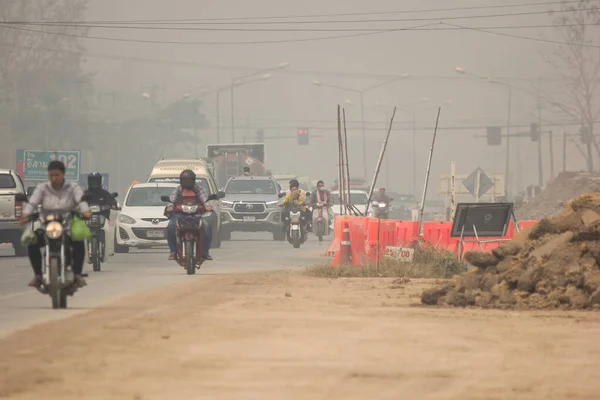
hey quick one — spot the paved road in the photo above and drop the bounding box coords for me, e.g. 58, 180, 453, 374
0, 233, 329, 337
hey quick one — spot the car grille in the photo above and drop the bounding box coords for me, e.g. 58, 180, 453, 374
141, 217, 169, 224
233, 203, 266, 213
230, 212, 270, 220
131, 228, 166, 240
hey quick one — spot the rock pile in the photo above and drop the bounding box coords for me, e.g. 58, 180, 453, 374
422, 192, 600, 310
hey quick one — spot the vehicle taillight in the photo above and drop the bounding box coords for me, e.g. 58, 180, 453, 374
15, 200, 23, 218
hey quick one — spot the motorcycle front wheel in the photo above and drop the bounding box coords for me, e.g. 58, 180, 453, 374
91, 237, 101, 272
292, 229, 301, 249
49, 257, 67, 309
185, 240, 196, 275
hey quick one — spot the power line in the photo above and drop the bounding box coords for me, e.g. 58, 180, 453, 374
0, 23, 431, 45
2, 20, 598, 48
1, 0, 580, 24
0, 40, 566, 82
4, 22, 599, 32
445, 22, 600, 49
4, 6, 592, 27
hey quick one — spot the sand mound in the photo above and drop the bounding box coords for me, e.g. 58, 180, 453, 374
421, 192, 600, 310
515, 172, 600, 220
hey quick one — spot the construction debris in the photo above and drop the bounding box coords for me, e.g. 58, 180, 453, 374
422, 192, 600, 310
516, 172, 600, 220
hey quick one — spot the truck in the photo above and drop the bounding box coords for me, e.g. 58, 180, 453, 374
206, 143, 267, 189
331, 177, 370, 192
0, 169, 28, 256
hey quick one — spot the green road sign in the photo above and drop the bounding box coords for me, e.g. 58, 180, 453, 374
17, 150, 81, 181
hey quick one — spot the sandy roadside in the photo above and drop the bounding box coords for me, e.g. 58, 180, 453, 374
1, 270, 599, 400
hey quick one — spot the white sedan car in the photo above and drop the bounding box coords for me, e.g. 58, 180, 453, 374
330, 190, 370, 227
115, 183, 177, 253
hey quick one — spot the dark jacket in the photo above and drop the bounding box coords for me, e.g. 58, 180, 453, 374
84, 188, 117, 217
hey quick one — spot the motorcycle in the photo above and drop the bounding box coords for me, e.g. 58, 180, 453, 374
368, 199, 393, 219
15, 193, 90, 309
312, 202, 330, 242
284, 204, 308, 248
86, 199, 119, 272
161, 195, 206, 275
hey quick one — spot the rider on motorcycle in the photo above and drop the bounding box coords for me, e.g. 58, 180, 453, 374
279, 180, 307, 231
242, 167, 251, 176
84, 172, 118, 263
374, 187, 391, 205
21, 160, 91, 288
166, 170, 213, 262
285, 179, 312, 232
309, 180, 333, 224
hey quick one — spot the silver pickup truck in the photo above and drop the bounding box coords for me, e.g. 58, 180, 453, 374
0, 169, 27, 256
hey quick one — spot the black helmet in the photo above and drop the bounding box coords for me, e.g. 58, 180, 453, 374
180, 169, 196, 189
289, 179, 299, 190
88, 172, 102, 190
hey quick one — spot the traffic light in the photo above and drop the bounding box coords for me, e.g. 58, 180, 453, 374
486, 126, 502, 146
530, 122, 540, 142
255, 129, 264, 143
297, 128, 309, 145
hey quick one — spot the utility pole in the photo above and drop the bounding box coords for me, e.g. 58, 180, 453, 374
563, 132, 567, 172
412, 109, 417, 196
360, 92, 367, 179
537, 92, 544, 186
505, 86, 512, 196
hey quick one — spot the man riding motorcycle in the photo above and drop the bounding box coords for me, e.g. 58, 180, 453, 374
242, 167, 251, 176
285, 179, 312, 232
279, 180, 307, 232
21, 160, 91, 288
375, 187, 391, 205
84, 172, 118, 263
309, 180, 333, 223
166, 170, 213, 261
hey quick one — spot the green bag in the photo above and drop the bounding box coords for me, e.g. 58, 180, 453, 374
71, 215, 91, 241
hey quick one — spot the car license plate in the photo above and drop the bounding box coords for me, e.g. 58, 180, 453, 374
243, 216, 256, 222
146, 230, 164, 238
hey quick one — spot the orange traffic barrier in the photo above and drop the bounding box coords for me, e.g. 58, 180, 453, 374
395, 221, 419, 247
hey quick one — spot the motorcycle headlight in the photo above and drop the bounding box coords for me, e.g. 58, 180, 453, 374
316, 202, 323, 207
379, 203, 386, 208
266, 200, 279, 209
46, 221, 63, 239
118, 214, 136, 224
90, 205, 101, 213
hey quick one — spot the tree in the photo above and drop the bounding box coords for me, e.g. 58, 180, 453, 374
0, 0, 91, 147
544, 0, 600, 171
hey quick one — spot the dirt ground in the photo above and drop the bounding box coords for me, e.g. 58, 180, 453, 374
1, 271, 600, 400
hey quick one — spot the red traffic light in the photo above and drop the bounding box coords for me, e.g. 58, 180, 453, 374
297, 128, 308, 135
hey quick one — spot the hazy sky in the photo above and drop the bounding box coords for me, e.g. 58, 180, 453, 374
79, 0, 597, 196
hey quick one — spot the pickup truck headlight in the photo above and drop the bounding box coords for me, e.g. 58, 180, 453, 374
220, 200, 234, 209
266, 200, 279, 209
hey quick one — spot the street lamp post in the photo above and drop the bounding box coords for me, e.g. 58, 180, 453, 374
313, 74, 409, 179
230, 62, 289, 142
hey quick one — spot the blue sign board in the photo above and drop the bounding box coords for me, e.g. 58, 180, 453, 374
16, 150, 81, 181
79, 173, 110, 191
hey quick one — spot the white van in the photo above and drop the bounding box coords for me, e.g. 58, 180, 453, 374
147, 159, 225, 248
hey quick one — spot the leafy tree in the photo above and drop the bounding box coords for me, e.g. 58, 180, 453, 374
0, 0, 91, 147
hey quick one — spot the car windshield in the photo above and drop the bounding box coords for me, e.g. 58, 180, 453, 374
126, 187, 176, 207
148, 177, 210, 195
332, 193, 368, 204
226, 179, 277, 194
0, 174, 16, 189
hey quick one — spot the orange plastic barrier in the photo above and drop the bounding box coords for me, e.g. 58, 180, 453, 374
326, 216, 540, 264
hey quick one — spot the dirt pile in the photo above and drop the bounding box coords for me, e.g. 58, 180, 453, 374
516, 171, 600, 220
422, 192, 600, 310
